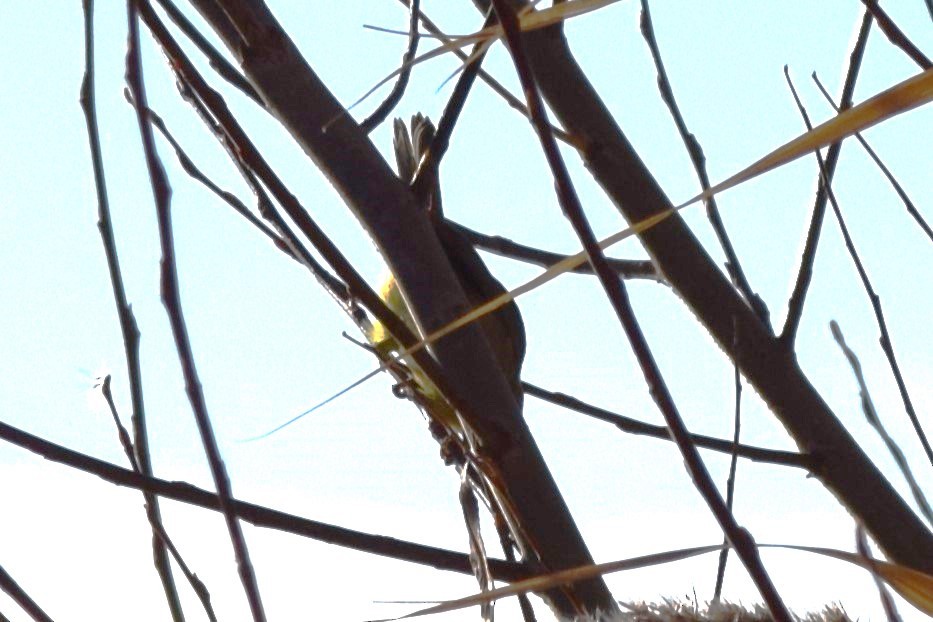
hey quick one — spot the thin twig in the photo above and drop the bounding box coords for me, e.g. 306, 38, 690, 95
639, 0, 770, 328
859, 0, 932, 69
449, 221, 664, 282
154, 56, 446, 442
830, 322, 933, 525
811, 72, 933, 244
0, 419, 526, 584
855, 526, 902, 622
140, 92, 353, 302
126, 2, 266, 619
459, 476, 495, 622
493, 521, 537, 622
468, 0, 933, 570
781, 8, 874, 347
524, 382, 808, 469
167, 77, 355, 305
361, 0, 420, 133
489, 2, 791, 619
153, 0, 263, 104
714, 318, 743, 601
142, 100, 296, 257
411, 7, 498, 199
0, 564, 54, 622
79, 1, 184, 618
99, 377, 219, 622
396, 0, 574, 145
783, 67, 933, 467
100, 375, 140, 471
138, 2, 490, 450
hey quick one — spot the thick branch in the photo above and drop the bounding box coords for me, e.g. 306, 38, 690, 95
185, 0, 615, 614
487, 1, 933, 572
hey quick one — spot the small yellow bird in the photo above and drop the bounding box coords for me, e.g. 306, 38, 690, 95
368, 115, 526, 436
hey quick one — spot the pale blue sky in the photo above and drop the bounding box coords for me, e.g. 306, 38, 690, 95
0, 2, 930, 621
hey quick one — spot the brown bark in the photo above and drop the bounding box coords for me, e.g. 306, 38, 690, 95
186, 0, 618, 617
509, 17, 933, 572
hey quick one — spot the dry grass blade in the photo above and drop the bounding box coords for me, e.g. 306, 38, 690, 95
343, 0, 620, 115
399, 68, 933, 355
760, 544, 933, 616
681, 67, 932, 212
367, 545, 723, 621
855, 525, 902, 622
256, 67, 932, 439
378, 69, 933, 379
370, 542, 933, 621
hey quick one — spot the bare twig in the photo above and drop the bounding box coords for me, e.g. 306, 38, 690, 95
152, 0, 263, 104
781, 8, 873, 347
523, 382, 809, 469
99, 376, 140, 471
178, 8, 622, 609
411, 8, 499, 198
361, 0, 421, 132
0, 564, 54, 622
784, 67, 932, 467
830, 322, 933, 525
493, 522, 537, 622
459, 476, 495, 622
855, 526, 902, 622
126, 2, 265, 619
140, 89, 352, 304
143, 1, 489, 442
811, 73, 933, 244
79, 1, 183, 618
714, 318, 744, 601
639, 0, 769, 328
449, 220, 664, 282
473, 0, 933, 572
489, 1, 789, 618
143, 103, 296, 258
859, 0, 932, 69
0, 419, 526, 584
99, 377, 219, 622
396, 0, 574, 145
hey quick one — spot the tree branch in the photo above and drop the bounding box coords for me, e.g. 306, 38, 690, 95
127, 3, 265, 618
0, 419, 525, 584
639, 0, 769, 327
477, 0, 933, 572
488, 2, 789, 617
524, 383, 810, 469
181, 0, 617, 614
781, 7, 873, 347
783, 66, 932, 467
450, 221, 663, 282
81, 1, 184, 618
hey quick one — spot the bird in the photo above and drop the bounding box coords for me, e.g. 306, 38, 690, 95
367, 114, 526, 437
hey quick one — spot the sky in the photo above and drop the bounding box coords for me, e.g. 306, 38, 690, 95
0, 1, 931, 621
